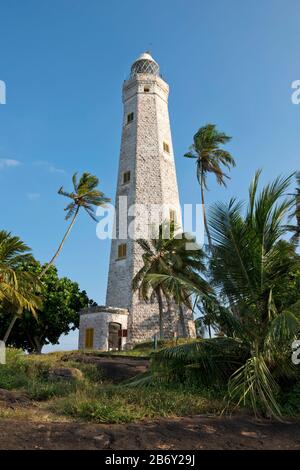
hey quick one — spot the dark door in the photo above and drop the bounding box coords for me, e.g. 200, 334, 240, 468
108, 322, 122, 350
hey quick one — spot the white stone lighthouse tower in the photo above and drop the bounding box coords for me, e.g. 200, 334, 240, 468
105, 52, 196, 345
79, 52, 196, 351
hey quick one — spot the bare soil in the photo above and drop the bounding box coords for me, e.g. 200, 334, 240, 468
0, 415, 299, 450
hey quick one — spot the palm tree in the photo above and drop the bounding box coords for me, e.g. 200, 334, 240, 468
287, 171, 300, 244
184, 123, 235, 250
150, 172, 300, 418
132, 223, 210, 339
0, 231, 41, 343
194, 317, 205, 338
196, 295, 219, 338
39, 172, 110, 278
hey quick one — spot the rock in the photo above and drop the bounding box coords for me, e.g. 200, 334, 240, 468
48, 367, 83, 381
93, 434, 111, 449
61, 353, 149, 383
98, 361, 146, 382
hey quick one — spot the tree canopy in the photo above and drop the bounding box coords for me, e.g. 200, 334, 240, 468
0, 260, 91, 353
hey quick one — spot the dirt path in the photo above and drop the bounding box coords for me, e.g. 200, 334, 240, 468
0, 415, 300, 450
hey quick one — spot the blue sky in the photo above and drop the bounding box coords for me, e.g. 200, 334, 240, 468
0, 0, 299, 351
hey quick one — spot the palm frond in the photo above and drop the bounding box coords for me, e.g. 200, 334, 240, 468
228, 355, 281, 419
152, 337, 248, 386
0, 231, 42, 319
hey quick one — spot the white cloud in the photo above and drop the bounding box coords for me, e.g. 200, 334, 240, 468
49, 165, 65, 174
33, 160, 65, 174
0, 159, 20, 170
27, 192, 40, 201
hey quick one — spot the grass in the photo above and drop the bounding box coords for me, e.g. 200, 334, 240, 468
0, 347, 223, 424
2, 345, 299, 423
3, 346, 299, 423
87, 338, 200, 358
51, 384, 223, 424
0, 349, 96, 401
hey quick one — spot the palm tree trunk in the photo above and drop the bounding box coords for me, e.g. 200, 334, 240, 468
179, 304, 187, 337
39, 206, 80, 279
208, 323, 212, 338
3, 315, 18, 343
200, 171, 212, 250
156, 287, 164, 339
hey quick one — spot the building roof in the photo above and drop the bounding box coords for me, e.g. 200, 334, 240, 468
130, 51, 160, 78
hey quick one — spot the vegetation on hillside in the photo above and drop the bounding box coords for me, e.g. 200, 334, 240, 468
135, 169, 300, 418
0, 349, 222, 424
0, 126, 299, 423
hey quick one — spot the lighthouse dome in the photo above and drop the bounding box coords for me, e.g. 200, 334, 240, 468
130, 52, 160, 78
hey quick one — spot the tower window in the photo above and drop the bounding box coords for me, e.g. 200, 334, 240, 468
169, 209, 176, 223
163, 141, 170, 154
85, 328, 94, 349
127, 112, 134, 124
144, 86, 150, 92
117, 243, 127, 259
123, 171, 131, 184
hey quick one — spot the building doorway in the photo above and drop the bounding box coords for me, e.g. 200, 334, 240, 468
85, 328, 94, 349
108, 322, 122, 350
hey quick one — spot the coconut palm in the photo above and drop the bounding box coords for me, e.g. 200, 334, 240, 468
196, 295, 220, 338
0, 231, 41, 342
184, 124, 235, 250
132, 223, 210, 339
39, 172, 110, 278
287, 171, 300, 244
151, 172, 300, 418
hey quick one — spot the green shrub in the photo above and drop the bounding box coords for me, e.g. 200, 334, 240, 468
281, 379, 300, 416
0, 348, 82, 401
0, 348, 28, 390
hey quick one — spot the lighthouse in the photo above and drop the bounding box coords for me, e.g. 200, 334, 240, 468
79, 53, 196, 351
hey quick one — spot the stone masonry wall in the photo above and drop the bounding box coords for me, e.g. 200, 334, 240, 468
105, 72, 196, 345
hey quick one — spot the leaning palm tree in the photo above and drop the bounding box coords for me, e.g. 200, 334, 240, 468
132, 223, 209, 338
0, 231, 42, 342
39, 172, 110, 278
150, 171, 300, 418
184, 124, 235, 250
